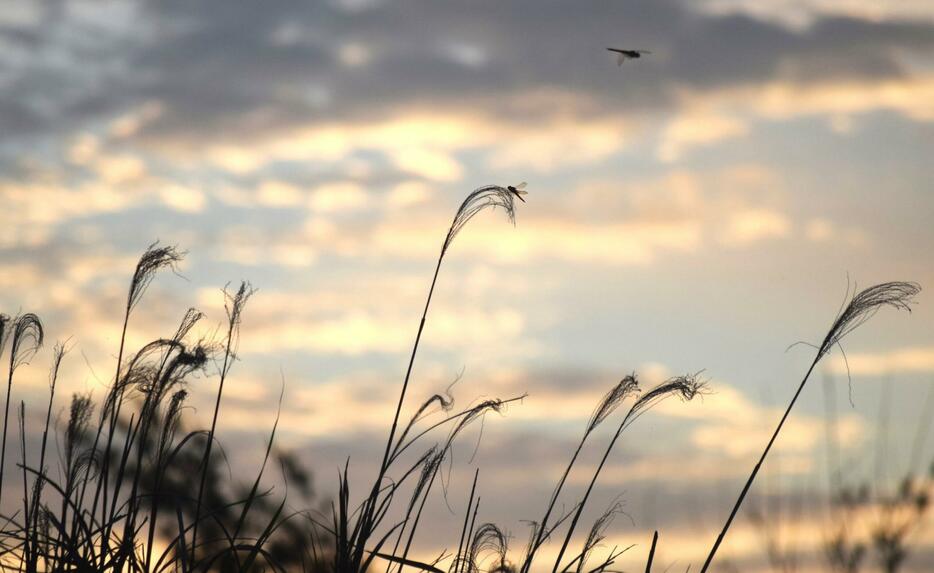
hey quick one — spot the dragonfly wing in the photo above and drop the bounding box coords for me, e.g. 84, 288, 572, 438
515, 182, 527, 190
617, 52, 626, 66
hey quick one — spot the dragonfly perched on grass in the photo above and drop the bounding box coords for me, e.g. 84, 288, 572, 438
507, 182, 528, 202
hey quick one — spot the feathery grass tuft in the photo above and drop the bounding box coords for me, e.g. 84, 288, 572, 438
442, 186, 517, 257
127, 242, 185, 313
1, 313, 45, 511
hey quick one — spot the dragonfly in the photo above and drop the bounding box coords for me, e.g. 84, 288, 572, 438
607, 48, 651, 66
507, 182, 528, 202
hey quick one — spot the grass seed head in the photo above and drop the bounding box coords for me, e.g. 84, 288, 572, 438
443, 185, 520, 258
10, 313, 44, 370
819, 281, 921, 360
127, 242, 185, 313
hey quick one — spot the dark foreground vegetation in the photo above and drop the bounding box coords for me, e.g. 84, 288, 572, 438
0, 187, 923, 573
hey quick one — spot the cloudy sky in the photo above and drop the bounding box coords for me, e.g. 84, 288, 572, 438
2, 0, 934, 570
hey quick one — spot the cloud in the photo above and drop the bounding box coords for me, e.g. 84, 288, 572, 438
216, 240, 319, 268
698, 0, 934, 28
657, 76, 934, 139
309, 181, 369, 212
5, 0, 928, 156
67, 135, 148, 183
485, 112, 631, 173
250, 307, 525, 355
827, 345, 934, 376
650, 379, 865, 458
657, 111, 748, 161
743, 77, 934, 122
386, 181, 431, 208
718, 208, 791, 246
804, 217, 867, 245
194, 165, 796, 271
163, 163, 800, 273
389, 146, 463, 182
256, 180, 305, 207
0, 179, 140, 250
194, 284, 530, 357
159, 183, 206, 213
2, 0, 931, 260
370, 214, 702, 264
805, 217, 835, 241
204, 359, 867, 474
157, 105, 632, 180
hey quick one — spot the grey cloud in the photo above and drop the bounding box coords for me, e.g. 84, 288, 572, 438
3, 0, 933, 153
117, 0, 934, 141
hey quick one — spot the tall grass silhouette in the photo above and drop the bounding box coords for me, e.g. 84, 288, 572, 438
0, 244, 313, 573
699, 281, 921, 573
0, 186, 922, 573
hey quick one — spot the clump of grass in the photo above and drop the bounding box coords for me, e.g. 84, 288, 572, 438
548, 375, 704, 573
519, 374, 702, 573
0, 187, 922, 573
0, 244, 312, 573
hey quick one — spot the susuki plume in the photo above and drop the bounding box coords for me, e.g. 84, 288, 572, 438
444, 398, 510, 451
818, 281, 921, 360
468, 523, 510, 573
221, 281, 255, 369
158, 389, 188, 455
10, 313, 44, 371
127, 242, 184, 313
442, 186, 518, 258
64, 393, 94, 474
587, 375, 639, 434
625, 373, 705, 425
172, 308, 205, 345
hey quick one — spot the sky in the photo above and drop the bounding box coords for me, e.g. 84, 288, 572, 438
1, 0, 934, 570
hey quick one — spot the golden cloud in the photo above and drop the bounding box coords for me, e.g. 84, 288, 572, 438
827, 345, 934, 376
657, 111, 749, 162
683, 76, 934, 123
718, 208, 791, 246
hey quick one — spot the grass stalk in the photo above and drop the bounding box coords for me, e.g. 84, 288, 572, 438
191, 282, 252, 564
699, 281, 920, 572
645, 530, 658, 573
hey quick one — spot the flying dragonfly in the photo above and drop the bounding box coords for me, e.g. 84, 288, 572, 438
607, 48, 650, 66
507, 182, 527, 202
